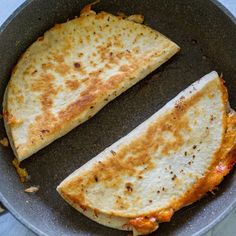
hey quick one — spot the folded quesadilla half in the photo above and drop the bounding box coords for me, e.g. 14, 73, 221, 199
57, 71, 236, 235
3, 4, 179, 162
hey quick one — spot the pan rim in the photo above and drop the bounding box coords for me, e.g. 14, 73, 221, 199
0, 0, 235, 236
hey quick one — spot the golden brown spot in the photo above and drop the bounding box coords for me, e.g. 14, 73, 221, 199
31, 74, 55, 92
129, 152, 151, 166
81, 77, 89, 83
89, 69, 102, 78
53, 54, 64, 63
105, 63, 112, 69
66, 80, 81, 91
23, 65, 35, 75
3, 110, 22, 126
55, 63, 70, 75
90, 61, 98, 67
16, 95, 24, 104
119, 65, 130, 72
108, 74, 125, 89
31, 73, 57, 110
133, 46, 140, 53
113, 38, 123, 48
28, 111, 58, 145
42, 62, 53, 70
59, 94, 95, 122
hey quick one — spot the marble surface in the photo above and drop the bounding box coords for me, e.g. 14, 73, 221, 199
0, 0, 235, 236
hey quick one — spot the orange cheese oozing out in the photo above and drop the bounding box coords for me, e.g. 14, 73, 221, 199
129, 217, 158, 235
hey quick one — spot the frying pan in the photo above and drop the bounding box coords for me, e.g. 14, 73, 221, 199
0, 0, 235, 235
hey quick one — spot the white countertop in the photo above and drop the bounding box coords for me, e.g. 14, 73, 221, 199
0, 1, 235, 236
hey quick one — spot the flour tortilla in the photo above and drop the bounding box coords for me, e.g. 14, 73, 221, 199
57, 71, 236, 235
3, 7, 179, 162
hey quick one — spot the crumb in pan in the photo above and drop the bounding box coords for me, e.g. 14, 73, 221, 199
0, 206, 4, 213
24, 186, 40, 193
12, 158, 30, 182
0, 137, 9, 147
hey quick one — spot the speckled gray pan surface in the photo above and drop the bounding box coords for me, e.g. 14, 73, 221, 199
0, 0, 235, 236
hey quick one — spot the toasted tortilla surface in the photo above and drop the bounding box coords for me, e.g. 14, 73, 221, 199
57, 71, 236, 235
3, 8, 179, 161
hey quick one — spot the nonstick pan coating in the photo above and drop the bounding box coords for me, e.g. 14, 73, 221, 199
0, 0, 236, 235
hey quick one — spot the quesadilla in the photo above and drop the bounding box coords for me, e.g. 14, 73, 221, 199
3, 4, 179, 162
57, 71, 236, 235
